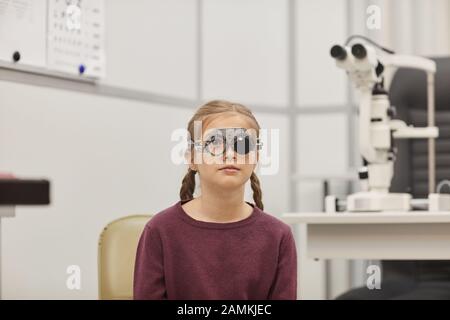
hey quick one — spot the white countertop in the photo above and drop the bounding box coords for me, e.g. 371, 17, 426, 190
282, 211, 450, 224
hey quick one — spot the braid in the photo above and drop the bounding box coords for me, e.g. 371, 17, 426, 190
250, 172, 264, 211
179, 169, 196, 201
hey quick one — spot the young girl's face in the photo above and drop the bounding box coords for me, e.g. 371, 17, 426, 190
192, 112, 259, 190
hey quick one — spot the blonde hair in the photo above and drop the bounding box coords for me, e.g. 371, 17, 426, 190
179, 100, 264, 210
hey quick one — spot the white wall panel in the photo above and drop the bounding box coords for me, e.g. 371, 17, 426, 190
296, 0, 348, 107
104, 0, 198, 99
202, 0, 288, 106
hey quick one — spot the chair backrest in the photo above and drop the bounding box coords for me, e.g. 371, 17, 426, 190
98, 215, 152, 300
385, 57, 450, 281
390, 56, 450, 197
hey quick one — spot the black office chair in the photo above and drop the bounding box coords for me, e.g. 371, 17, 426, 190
337, 57, 450, 300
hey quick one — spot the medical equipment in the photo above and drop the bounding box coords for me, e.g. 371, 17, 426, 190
329, 36, 450, 212
191, 127, 263, 156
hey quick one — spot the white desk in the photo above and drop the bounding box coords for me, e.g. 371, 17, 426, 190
282, 211, 450, 260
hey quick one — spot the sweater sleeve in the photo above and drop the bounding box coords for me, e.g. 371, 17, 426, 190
267, 227, 298, 300
133, 224, 167, 299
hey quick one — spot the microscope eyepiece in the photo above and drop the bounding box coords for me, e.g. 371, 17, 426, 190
330, 45, 347, 60
351, 43, 367, 59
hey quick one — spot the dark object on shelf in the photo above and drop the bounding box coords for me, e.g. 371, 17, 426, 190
12, 51, 21, 63
0, 179, 50, 205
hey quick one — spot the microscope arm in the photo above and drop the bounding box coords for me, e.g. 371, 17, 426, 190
382, 54, 436, 74
359, 88, 381, 163
390, 120, 438, 139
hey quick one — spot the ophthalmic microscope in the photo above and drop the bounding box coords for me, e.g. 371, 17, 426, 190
328, 36, 450, 212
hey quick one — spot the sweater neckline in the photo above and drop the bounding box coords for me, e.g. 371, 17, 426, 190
175, 199, 261, 229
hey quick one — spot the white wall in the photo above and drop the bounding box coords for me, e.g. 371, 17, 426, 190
104, 0, 198, 98
296, 0, 347, 107
353, 0, 450, 56
202, 0, 288, 106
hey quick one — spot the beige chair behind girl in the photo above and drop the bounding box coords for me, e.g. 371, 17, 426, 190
98, 215, 152, 299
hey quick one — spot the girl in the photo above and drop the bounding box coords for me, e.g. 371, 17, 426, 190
134, 100, 297, 300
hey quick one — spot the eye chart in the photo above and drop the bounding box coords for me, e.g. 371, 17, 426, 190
47, 0, 105, 78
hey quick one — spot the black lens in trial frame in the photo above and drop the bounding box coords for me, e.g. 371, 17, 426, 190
190, 127, 263, 156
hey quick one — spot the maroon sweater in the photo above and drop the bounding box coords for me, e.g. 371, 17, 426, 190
133, 200, 297, 300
